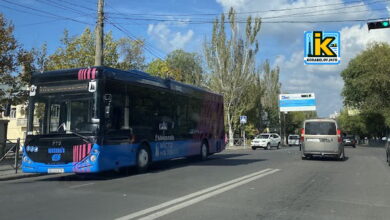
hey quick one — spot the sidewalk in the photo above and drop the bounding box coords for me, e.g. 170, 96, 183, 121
0, 162, 41, 181
225, 145, 250, 150
225, 144, 292, 151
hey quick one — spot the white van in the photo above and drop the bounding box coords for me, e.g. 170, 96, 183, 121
301, 119, 345, 160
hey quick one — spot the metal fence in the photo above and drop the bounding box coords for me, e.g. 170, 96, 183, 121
0, 138, 21, 174
232, 138, 248, 147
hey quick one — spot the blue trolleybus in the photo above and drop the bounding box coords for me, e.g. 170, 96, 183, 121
22, 67, 225, 173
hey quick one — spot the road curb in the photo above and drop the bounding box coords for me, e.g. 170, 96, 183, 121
0, 173, 44, 181
225, 147, 250, 151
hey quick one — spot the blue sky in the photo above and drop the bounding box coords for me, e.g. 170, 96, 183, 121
2, 0, 390, 117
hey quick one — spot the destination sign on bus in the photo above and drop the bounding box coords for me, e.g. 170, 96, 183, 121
39, 83, 89, 94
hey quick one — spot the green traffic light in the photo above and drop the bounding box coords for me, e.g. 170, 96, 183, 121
382, 21, 389, 27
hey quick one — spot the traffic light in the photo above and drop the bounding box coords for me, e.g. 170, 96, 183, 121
367, 19, 390, 30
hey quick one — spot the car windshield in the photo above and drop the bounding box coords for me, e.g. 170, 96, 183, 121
289, 135, 299, 139
257, 134, 270, 139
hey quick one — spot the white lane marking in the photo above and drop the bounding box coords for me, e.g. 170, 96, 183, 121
69, 182, 95, 189
115, 168, 278, 220
138, 169, 280, 220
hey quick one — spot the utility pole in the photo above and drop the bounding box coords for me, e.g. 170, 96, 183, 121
95, 0, 104, 66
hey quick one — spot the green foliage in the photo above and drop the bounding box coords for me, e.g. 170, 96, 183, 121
203, 7, 262, 146
46, 28, 119, 70
166, 50, 204, 86
146, 50, 204, 86
0, 13, 35, 106
284, 111, 317, 134
337, 110, 386, 137
116, 38, 146, 70
341, 42, 390, 127
45, 28, 146, 71
261, 60, 281, 131
146, 59, 174, 79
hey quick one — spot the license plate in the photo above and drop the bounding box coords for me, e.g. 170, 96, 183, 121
48, 168, 64, 173
307, 138, 320, 142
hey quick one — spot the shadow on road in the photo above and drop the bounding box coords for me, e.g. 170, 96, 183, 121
305, 156, 349, 162
29, 153, 265, 182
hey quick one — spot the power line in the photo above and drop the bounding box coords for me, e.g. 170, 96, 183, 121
107, 21, 165, 60
0, 3, 60, 19
260, 0, 388, 20
0, 0, 92, 25
104, 1, 167, 59
18, 15, 94, 28
35, 0, 90, 16
54, 0, 96, 12
109, 16, 389, 26
106, 0, 390, 17
107, 0, 389, 23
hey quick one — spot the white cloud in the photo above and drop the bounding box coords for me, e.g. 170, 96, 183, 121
147, 23, 194, 52
216, 0, 390, 116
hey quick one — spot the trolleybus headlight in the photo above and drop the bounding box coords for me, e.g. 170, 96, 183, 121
90, 155, 97, 162
23, 156, 32, 163
26, 146, 31, 152
33, 147, 38, 152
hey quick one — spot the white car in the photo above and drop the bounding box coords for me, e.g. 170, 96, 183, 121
251, 133, 281, 150
288, 134, 300, 146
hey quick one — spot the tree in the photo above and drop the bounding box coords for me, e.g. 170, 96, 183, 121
341, 42, 390, 127
46, 28, 119, 70
145, 50, 204, 86
146, 58, 179, 79
337, 110, 366, 136
166, 49, 204, 86
337, 109, 387, 138
204, 8, 262, 146
0, 13, 33, 108
243, 70, 264, 135
116, 38, 146, 70
285, 111, 317, 134
261, 60, 281, 132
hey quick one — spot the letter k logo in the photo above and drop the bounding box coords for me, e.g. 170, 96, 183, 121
313, 31, 336, 57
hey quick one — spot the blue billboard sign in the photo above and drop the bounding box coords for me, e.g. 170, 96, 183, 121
279, 93, 316, 112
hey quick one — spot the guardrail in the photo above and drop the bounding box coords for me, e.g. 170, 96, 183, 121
0, 138, 21, 174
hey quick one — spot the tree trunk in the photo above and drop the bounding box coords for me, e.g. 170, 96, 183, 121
227, 113, 234, 147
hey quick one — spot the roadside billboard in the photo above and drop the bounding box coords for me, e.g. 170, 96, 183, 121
279, 93, 316, 112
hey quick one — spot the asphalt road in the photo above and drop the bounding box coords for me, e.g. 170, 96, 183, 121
1, 145, 390, 220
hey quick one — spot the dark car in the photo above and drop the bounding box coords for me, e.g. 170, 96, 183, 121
343, 135, 356, 148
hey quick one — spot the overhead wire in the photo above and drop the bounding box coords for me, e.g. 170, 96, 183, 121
108, 21, 165, 60
106, 0, 390, 17
0, 0, 93, 25
34, 0, 91, 16
105, 0, 390, 25
104, 1, 167, 59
